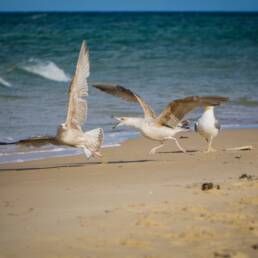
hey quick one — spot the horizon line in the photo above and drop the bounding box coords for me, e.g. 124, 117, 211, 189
0, 10, 258, 13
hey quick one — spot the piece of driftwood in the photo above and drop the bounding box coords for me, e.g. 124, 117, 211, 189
225, 145, 254, 151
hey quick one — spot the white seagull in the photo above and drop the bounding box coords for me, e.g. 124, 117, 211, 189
194, 105, 227, 153
7, 41, 104, 159
93, 83, 228, 154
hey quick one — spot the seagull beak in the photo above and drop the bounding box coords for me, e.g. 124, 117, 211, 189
112, 116, 122, 129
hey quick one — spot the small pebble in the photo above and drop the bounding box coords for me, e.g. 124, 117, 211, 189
239, 174, 253, 180
202, 183, 214, 191
252, 244, 258, 250
201, 182, 220, 191
214, 252, 231, 258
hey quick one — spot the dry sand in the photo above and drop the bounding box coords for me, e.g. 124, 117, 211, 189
0, 128, 258, 258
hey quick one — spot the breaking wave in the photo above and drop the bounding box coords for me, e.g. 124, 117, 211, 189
0, 77, 12, 88
20, 58, 70, 82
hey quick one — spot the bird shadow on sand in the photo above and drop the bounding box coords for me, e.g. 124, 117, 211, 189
0, 159, 154, 172
158, 149, 198, 154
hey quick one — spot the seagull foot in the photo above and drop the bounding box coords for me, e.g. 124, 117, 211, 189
93, 151, 103, 158
204, 148, 216, 153
82, 147, 93, 159
149, 149, 156, 155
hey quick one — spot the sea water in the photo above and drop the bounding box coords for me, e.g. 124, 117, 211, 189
0, 12, 258, 163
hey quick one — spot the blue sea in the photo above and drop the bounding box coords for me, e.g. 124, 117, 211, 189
0, 12, 258, 163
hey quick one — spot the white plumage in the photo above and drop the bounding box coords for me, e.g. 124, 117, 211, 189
195, 106, 221, 152
94, 84, 228, 155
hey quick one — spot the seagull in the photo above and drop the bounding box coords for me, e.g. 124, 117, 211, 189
194, 105, 227, 153
4, 41, 104, 159
93, 83, 228, 154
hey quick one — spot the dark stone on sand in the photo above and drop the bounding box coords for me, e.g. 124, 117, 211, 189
214, 252, 231, 258
239, 174, 253, 180
202, 182, 220, 191
252, 244, 258, 250
202, 183, 214, 191
201, 182, 221, 191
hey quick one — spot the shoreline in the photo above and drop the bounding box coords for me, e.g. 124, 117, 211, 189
0, 126, 257, 165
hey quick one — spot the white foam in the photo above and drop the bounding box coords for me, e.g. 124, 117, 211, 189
0, 77, 12, 88
30, 14, 48, 20
103, 143, 120, 148
21, 58, 70, 82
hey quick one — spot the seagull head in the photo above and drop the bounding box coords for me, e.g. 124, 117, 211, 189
61, 123, 68, 129
112, 116, 128, 128
58, 123, 68, 133
112, 116, 141, 129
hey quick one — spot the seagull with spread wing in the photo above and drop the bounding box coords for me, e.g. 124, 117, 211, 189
93, 83, 228, 154
4, 41, 104, 159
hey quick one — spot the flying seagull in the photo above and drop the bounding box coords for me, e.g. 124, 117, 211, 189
3, 41, 104, 159
93, 83, 228, 154
194, 105, 226, 152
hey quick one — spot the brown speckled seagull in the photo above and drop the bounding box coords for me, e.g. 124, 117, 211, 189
4, 41, 104, 159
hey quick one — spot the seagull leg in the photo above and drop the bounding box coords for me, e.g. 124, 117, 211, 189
207, 137, 216, 153
81, 146, 92, 159
93, 151, 102, 158
170, 137, 186, 153
149, 142, 164, 155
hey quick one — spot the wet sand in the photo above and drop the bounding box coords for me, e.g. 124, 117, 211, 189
0, 128, 258, 258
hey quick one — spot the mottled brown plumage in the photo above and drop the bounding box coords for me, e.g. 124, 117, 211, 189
66, 41, 89, 131
93, 84, 228, 128
93, 83, 156, 119
157, 96, 229, 127
3, 41, 103, 159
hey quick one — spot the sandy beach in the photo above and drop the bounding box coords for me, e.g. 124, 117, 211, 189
0, 128, 258, 258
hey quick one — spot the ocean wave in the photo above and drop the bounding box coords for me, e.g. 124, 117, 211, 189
20, 58, 70, 82
30, 13, 48, 20
232, 97, 258, 107
0, 77, 12, 88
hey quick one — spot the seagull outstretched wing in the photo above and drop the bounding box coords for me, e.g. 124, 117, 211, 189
157, 96, 229, 127
66, 41, 89, 131
93, 83, 156, 119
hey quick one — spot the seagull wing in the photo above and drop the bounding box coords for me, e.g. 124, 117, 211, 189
8, 136, 60, 146
156, 96, 229, 127
65, 41, 89, 131
93, 83, 156, 119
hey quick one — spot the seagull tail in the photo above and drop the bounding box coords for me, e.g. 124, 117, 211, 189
84, 128, 104, 153
178, 119, 191, 129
